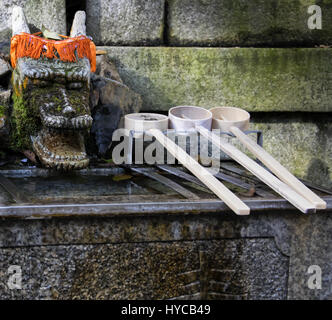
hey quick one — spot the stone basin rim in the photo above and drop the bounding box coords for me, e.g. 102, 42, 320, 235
0, 197, 331, 220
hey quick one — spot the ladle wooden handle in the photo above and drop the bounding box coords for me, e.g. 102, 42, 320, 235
149, 129, 250, 216
229, 126, 326, 210
197, 126, 316, 214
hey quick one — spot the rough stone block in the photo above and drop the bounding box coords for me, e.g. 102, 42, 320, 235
86, 0, 165, 45
101, 46, 332, 112
0, 0, 66, 42
168, 0, 332, 46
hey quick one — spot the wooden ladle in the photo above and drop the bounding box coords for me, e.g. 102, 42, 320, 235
210, 106, 326, 210
169, 106, 317, 214
124, 113, 250, 215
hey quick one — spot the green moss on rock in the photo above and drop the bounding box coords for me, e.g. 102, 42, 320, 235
250, 114, 332, 188
10, 91, 40, 151
101, 46, 332, 112
0, 105, 5, 117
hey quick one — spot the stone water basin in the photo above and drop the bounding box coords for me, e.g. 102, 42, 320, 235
0, 167, 172, 205
0, 163, 331, 219
0, 164, 331, 300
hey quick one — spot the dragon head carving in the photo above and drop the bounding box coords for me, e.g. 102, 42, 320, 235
10, 7, 96, 170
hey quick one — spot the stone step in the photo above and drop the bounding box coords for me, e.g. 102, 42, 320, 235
101, 46, 332, 113
168, 0, 332, 46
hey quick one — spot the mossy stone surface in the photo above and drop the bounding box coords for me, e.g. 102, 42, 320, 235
250, 113, 332, 188
102, 46, 332, 112
10, 84, 41, 151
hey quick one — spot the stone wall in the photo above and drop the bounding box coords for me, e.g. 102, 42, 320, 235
3, 0, 332, 46
100, 46, 332, 187
100, 47, 332, 113
167, 0, 332, 47
84, 0, 332, 47
86, 0, 330, 187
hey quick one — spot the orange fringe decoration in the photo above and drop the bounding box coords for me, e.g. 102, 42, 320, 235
10, 32, 96, 72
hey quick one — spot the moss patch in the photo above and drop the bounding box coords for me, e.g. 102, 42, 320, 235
0, 105, 5, 117
9, 77, 91, 152
10, 91, 40, 151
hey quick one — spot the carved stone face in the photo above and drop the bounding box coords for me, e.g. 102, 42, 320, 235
11, 57, 93, 170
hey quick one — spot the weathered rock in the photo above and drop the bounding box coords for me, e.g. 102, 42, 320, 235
0, 89, 10, 143
0, 238, 290, 300
86, 0, 165, 45
89, 88, 99, 110
0, 0, 66, 42
0, 89, 11, 107
90, 74, 142, 154
101, 46, 332, 112
168, 0, 332, 46
91, 104, 123, 155
91, 74, 142, 115
1, 210, 332, 300
0, 41, 10, 57
0, 114, 6, 132
0, 57, 11, 80
95, 55, 123, 83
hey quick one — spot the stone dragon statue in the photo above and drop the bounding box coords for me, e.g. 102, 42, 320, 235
10, 7, 95, 170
